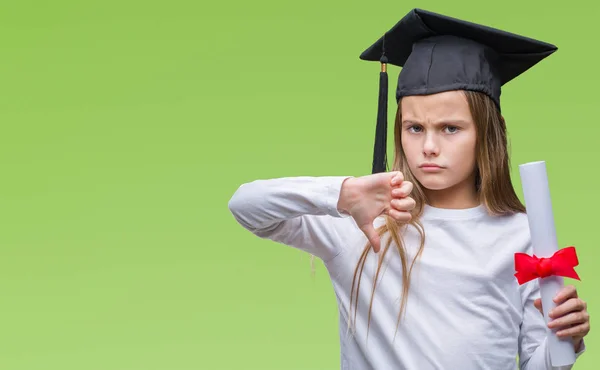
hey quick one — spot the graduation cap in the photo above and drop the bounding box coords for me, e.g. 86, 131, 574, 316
360, 8, 557, 174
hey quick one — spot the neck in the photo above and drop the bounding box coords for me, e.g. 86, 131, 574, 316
423, 175, 479, 209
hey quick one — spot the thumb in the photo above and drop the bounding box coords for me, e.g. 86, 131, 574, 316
533, 298, 543, 315
361, 224, 381, 253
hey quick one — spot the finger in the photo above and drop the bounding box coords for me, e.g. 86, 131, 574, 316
549, 297, 587, 319
392, 181, 413, 198
534, 298, 543, 315
549, 310, 589, 330
390, 171, 404, 186
361, 224, 380, 253
557, 322, 590, 338
388, 208, 412, 223
391, 197, 416, 212
553, 284, 578, 304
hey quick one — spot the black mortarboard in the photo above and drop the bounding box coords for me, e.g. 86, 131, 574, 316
360, 8, 557, 174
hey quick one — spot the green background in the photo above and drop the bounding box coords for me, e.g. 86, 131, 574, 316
0, 0, 597, 369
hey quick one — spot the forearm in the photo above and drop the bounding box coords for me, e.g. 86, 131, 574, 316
227, 176, 355, 260
520, 335, 585, 370
228, 176, 352, 231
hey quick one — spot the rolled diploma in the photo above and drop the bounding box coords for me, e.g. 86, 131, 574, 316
519, 161, 576, 367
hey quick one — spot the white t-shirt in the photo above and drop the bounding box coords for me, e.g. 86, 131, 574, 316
227, 176, 586, 369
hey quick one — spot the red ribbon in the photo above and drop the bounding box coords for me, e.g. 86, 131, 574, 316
514, 246, 580, 285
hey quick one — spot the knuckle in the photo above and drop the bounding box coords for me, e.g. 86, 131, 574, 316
393, 198, 413, 210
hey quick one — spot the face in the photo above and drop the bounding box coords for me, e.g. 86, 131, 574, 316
400, 90, 477, 194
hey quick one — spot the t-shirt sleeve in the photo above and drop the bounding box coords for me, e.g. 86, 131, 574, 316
517, 277, 586, 370
227, 176, 356, 262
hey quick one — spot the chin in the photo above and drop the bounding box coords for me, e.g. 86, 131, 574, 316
414, 175, 455, 191
419, 181, 452, 191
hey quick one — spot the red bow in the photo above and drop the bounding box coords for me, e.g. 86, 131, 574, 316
514, 246, 580, 285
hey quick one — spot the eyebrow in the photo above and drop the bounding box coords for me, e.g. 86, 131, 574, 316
402, 119, 470, 126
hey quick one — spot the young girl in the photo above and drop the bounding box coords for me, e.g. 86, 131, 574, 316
228, 9, 590, 370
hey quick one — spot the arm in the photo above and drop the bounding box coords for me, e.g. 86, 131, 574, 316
518, 278, 586, 369
227, 176, 356, 262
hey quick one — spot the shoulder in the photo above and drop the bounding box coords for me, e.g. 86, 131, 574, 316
492, 209, 529, 227
486, 210, 533, 254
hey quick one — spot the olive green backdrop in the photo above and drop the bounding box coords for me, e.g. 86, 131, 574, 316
0, 0, 597, 369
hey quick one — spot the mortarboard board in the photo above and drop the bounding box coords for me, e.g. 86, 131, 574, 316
360, 8, 557, 174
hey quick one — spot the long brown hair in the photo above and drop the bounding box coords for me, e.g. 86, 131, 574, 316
347, 90, 526, 336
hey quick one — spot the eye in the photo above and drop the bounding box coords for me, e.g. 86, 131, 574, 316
407, 125, 422, 133
444, 125, 460, 134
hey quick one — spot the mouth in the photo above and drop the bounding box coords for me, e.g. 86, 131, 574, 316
419, 163, 444, 172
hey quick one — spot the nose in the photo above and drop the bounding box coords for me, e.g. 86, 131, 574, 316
423, 133, 439, 157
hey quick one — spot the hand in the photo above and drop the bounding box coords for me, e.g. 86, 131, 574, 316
337, 171, 415, 253
534, 285, 590, 352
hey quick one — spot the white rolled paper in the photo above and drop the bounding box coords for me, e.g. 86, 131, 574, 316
519, 161, 576, 367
